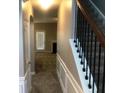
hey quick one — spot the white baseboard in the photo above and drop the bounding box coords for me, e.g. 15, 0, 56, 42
57, 69, 65, 93
57, 54, 84, 93
19, 79, 26, 93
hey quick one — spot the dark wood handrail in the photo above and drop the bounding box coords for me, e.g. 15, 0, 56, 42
76, 0, 105, 47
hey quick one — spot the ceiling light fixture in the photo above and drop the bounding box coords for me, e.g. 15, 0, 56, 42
39, 0, 54, 10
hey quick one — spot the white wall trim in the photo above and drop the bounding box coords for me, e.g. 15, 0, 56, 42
57, 54, 84, 93
19, 65, 31, 93
19, 79, 26, 93
57, 69, 65, 93
19, 66, 29, 81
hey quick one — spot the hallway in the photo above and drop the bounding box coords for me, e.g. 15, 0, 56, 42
19, 0, 105, 93
31, 53, 62, 93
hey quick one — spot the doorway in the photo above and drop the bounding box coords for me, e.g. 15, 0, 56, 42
52, 42, 57, 54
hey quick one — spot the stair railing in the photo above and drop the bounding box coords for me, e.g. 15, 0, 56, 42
73, 0, 105, 93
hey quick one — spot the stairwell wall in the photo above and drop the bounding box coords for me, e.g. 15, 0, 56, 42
57, 0, 82, 90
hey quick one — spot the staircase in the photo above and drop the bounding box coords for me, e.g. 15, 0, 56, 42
73, 0, 105, 93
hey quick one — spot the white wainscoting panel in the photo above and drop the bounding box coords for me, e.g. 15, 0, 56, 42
19, 64, 31, 93
57, 54, 84, 93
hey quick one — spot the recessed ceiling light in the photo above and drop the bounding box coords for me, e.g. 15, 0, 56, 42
39, 0, 54, 10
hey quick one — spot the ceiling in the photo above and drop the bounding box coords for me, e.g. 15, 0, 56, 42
30, 0, 62, 22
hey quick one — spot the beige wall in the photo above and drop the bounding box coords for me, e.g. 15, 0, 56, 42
34, 23, 57, 52
57, 0, 82, 87
20, 0, 33, 76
